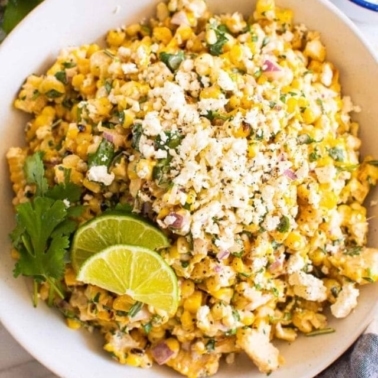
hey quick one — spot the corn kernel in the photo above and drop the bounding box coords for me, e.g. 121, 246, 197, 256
66, 318, 81, 330
107, 30, 126, 47
183, 291, 203, 313
181, 280, 195, 298
284, 231, 306, 251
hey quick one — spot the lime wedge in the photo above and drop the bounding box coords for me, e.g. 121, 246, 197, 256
71, 214, 169, 271
76, 244, 179, 314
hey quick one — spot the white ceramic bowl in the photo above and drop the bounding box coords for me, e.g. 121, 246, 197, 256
0, 1, 377, 377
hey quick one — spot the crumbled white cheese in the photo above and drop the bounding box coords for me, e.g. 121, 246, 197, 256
289, 271, 327, 301
87, 165, 115, 186
331, 284, 359, 318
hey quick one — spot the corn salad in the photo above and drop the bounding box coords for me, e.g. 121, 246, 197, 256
7, 0, 378, 376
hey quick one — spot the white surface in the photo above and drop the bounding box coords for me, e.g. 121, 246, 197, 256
0, 1, 377, 378
331, 0, 378, 23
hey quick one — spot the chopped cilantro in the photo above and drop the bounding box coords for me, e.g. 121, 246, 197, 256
159, 51, 185, 72
54, 71, 67, 85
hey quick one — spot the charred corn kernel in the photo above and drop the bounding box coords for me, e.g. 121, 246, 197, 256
181, 280, 195, 298
113, 295, 134, 312
181, 310, 194, 331
66, 318, 81, 330
107, 30, 126, 47
183, 291, 203, 313
284, 231, 306, 251
212, 288, 233, 303
233, 123, 251, 138
228, 95, 241, 109
153, 26, 172, 45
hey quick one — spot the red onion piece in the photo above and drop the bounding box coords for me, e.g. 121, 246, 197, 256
102, 130, 124, 148
165, 213, 184, 229
151, 342, 175, 365
262, 59, 281, 72
216, 250, 230, 260
283, 169, 297, 180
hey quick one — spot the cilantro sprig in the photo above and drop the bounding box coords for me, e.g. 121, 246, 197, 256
10, 152, 83, 306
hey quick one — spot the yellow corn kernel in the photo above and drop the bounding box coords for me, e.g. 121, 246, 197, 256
211, 288, 233, 303
255, 0, 275, 17
77, 58, 90, 75
165, 338, 180, 354
97, 310, 111, 321
319, 189, 338, 210
309, 248, 325, 266
200, 85, 222, 100
95, 97, 112, 116
181, 310, 195, 331
156, 2, 169, 21
181, 280, 195, 298
136, 159, 155, 180
107, 29, 126, 47
67, 123, 79, 139
82, 178, 101, 193
233, 123, 251, 138
229, 44, 243, 66
125, 353, 143, 367
247, 144, 259, 159
257, 74, 268, 85
177, 236, 190, 254
157, 207, 170, 219
123, 109, 135, 128
64, 266, 78, 286
175, 25, 193, 42
205, 276, 220, 292
275, 8, 293, 25
126, 23, 141, 37
303, 107, 320, 125
86, 43, 100, 57
72, 73, 85, 89
183, 291, 203, 313
240, 312, 255, 326
113, 294, 135, 312
153, 26, 173, 45
284, 231, 306, 252
39, 76, 66, 97
232, 257, 244, 273
66, 318, 81, 330
228, 95, 241, 110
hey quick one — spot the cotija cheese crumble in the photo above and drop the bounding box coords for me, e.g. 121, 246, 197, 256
7, 0, 378, 376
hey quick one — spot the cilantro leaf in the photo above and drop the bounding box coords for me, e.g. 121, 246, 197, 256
159, 51, 185, 72
208, 24, 229, 56
24, 152, 48, 196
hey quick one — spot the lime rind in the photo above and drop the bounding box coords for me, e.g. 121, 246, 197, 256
76, 244, 179, 314
71, 214, 169, 271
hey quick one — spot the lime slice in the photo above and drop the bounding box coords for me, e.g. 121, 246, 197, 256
71, 214, 169, 271
77, 244, 179, 314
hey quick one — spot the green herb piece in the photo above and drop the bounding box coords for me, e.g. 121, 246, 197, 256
367, 160, 378, 166
309, 149, 320, 162
305, 328, 335, 337
142, 322, 152, 334
159, 51, 185, 72
11, 197, 72, 306
46, 169, 83, 203
128, 301, 143, 317
298, 134, 317, 145
24, 152, 48, 196
131, 123, 143, 152
344, 246, 362, 256
181, 260, 189, 268
54, 71, 67, 85
104, 80, 112, 94
45, 89, 64, 99
62, 61, 76, 69
232, 308, 240, 321
208, 24, 229, 56
155, 131, 183, 150
205, 338, 216, 352
328, 147, 345, 162
88, 138, 115, 169
261, 37, 270, 48
203, 111, 231, 122
277, 216, 290, 233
